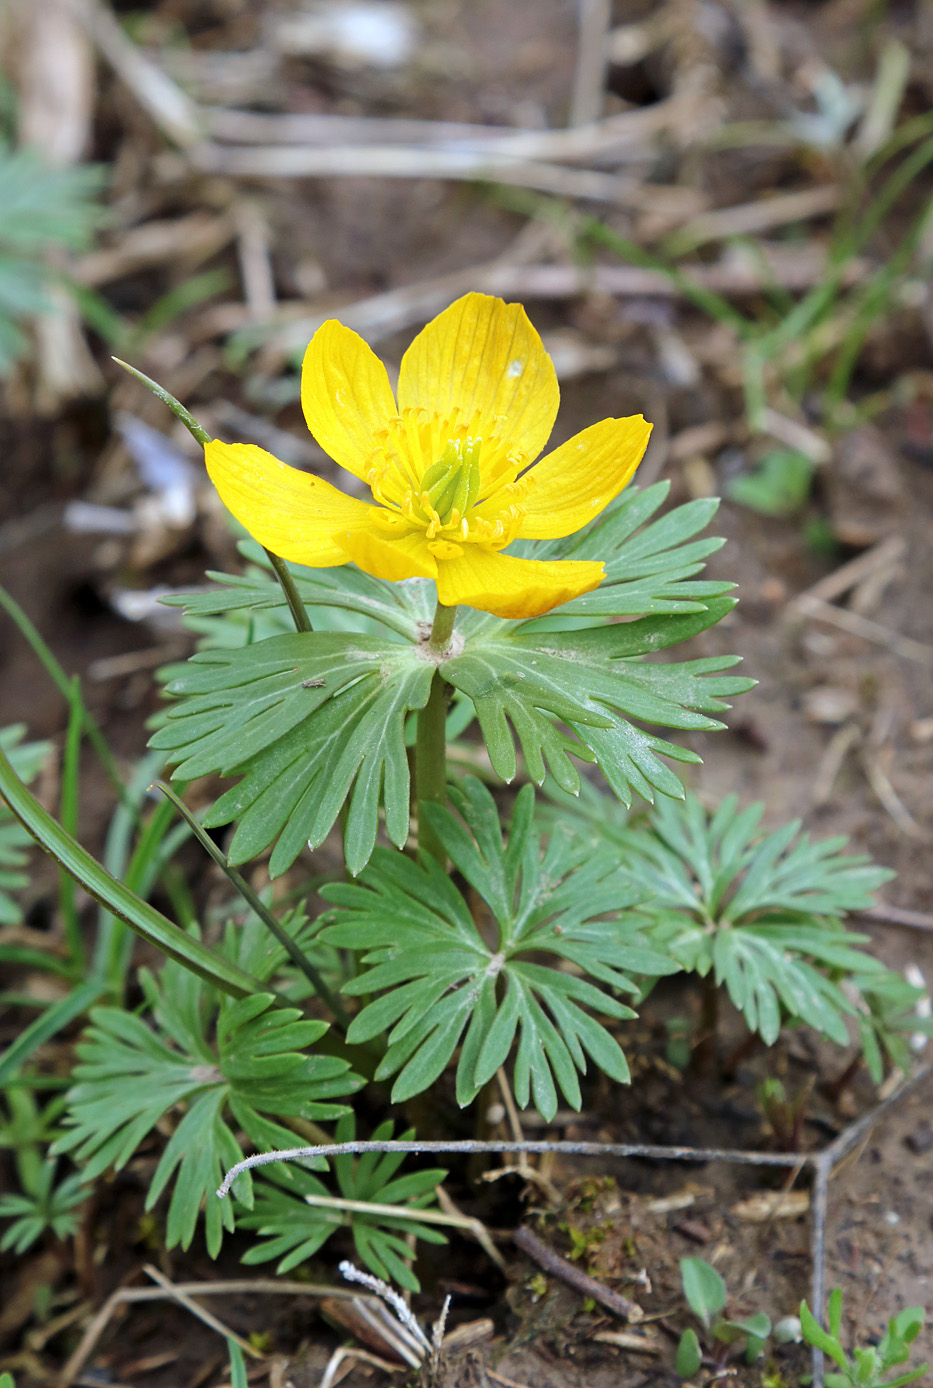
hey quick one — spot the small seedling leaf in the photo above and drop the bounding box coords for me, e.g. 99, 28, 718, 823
681, 1257, 727, 1328
675, 1327, 703, 1378
800, 1300, 848, 1369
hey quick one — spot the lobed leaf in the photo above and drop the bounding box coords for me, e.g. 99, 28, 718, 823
508, 483, 735, 618
154, 484, 748, 855
549, 788, 894, 1049
321, 778, 673, 1119
238, 1115, 447, 1290
54, 961, 360, 1256
151, 632, 434, 875
442, 597, 752, 805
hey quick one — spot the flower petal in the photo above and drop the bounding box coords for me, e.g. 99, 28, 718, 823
397, 292, 559, 465
435, 547, 604, 619
335, 529, 438, 583
205, 440, 375, 566
516, 416, 652, 540
301, 319, 398, 478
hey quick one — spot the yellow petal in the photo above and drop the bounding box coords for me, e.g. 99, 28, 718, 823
335, 529, 438, 583
397, 292, 559, 465
301, 319, 398, 478
205, 440, 375, 566
516, 416, 652, 540
435, 547, 604, 619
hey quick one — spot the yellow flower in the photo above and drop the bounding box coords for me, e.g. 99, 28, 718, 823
205, 292, 651, 620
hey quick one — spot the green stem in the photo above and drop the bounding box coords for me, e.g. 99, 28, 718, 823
115, 359, 314, 637
153, 782, 349, 1030
414, 602, 456, 864
427, 600, 457, 653
264, 549, 312, 634
113, 358, 211, 446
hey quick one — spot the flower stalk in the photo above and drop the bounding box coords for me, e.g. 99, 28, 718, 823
152, 780, 348, 1027
115, 358, 313, 636
265, 550, 312, 633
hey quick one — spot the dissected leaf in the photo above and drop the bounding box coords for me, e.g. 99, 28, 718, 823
154, 485, 750, 865
508, 483, 734, 618
550, 788, 893, 1049
0, 145, 106, 373
0, 1158, 88, 1255
238, 1114, 446, 1290
151, 632, 434, 876
443, 598, 752, 804
160, 540, 440, 643
321, 778, 675, 1120
53, 939, 361, 1257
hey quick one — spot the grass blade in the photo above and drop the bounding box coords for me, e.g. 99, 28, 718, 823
0, 744, 260, 999
0, 980, 106, 1085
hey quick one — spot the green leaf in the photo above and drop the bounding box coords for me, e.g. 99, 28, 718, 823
238, 1115, 447, 1291
0, 981, 107, 1087
0, 1157, 88, 1254
880, 1370, 930, 1388
510, 483, 734, 618
728, 450, 813, 516
554, 789, 892, 1048
800, 1300, 849, 1369
681, 1257, 727, 1328
166, 486, 732, 636
162, 542, 438, 642
675, 1327, 703, 1377
0, 145, 106, 373
0, 741, 261, 999
855, 970, 933, 1083
151, 631, 434, 875
54, 956, 360, 1256
714, 1312, 771, 1345
322, 778, 674, 1119
885, 1307, 925, 1352
227, 1340, 248, 1388
443, 598, 752, 806
158, 482, 748, 836
0, 146, 105, 251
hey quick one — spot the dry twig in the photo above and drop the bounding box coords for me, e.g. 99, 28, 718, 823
570, 0, 612, 127
513, 1225, 644, 1322
790, 593, 933, 666
246, 250, 868, 366
140, 1266, 261, 1359
60, 1278, 365, 1385
861, 903, 933, 933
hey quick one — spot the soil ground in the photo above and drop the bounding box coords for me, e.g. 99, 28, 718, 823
1, 0, 932, 1385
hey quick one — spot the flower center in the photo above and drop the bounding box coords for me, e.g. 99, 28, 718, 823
365, 407, 532, 555
417, 437, 482, 528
